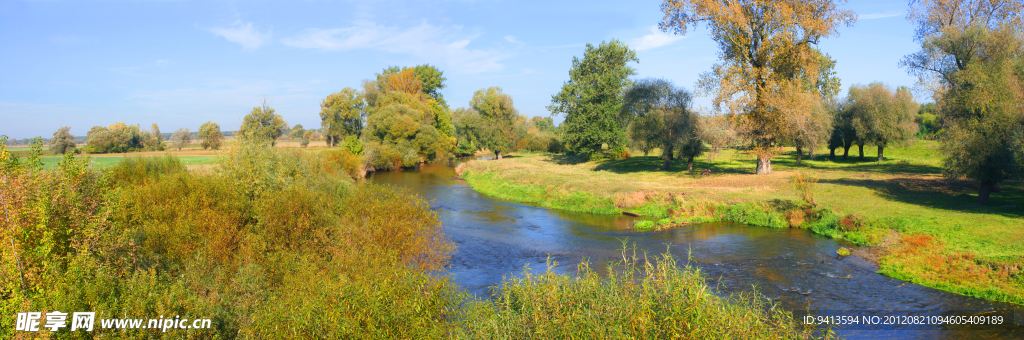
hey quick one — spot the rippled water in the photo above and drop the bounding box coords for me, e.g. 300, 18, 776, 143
369, 161, 1022, 339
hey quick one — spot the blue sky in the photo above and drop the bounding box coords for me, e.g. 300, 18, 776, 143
1, 0, 919, 139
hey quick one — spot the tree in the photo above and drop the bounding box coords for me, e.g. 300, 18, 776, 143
698, 115, 737, 161
239, 100, 286, 146
548, 40, 638, 156
660, 0, 854, 174
150, 123, 164, 150
198, 121, 224, 150
320, 88, 364, 147
936, 25, 1024, 204
363, 66, 456, 169
290, 124, 305, 140
902, 0, 1024, 204
84, 122, 148, 153
171, 128, 191, 151
828, 102, 857, 160
471, 87, 524, 159
49, 126, 76, 155
622, 79, 704, 171
845, 83, 919, 162
453, 107, 484, 156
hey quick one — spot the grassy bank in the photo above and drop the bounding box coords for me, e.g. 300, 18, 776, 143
460, 141, 1024, 305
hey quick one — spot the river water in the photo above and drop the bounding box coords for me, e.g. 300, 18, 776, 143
369, 161, 1022, 339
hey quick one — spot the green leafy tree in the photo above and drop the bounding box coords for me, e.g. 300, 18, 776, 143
660, 0, 854, 174
171, 128, 191, 151
902, 0, 1024, 204
846, 83, 919, 162
548, 40, 638, 156
453, 107, 484, 156
49, 126, 76, 155
622, 79, 704, 170
828, 102, 857, 160
290, 124, 305, 140
935, 26, 1024, 204
84, 122, 148, 153
471, 87, 524, 159
363, 67, 456, 168
198, 121, 224, 150
320, 88, 365, 147
239, 100, 286, 146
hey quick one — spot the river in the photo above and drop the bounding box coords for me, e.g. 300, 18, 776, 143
369, 160, 1021, 339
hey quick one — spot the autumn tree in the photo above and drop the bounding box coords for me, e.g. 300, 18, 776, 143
549, 40, 638, 156
845, 83, 919, 162
470, 87, 524, 159
660, 0, 854, 174
198, 121, 224, 150
149, 123, 164, 150
623, 79, 704, 170
320, 88, 364, 147
363, 66, 456, 169
49, 126, 76, 154
290, 124, 305, 140
171, 128, 191, 151
239, 100, 286, 146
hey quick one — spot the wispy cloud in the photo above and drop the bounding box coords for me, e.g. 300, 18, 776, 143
860, 11, 903, 20
209, 21, 271, 51
630, 26, 684, 51
281, 21, 507, 74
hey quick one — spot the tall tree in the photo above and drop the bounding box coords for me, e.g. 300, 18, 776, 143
828, 102, 857, 160
846, 83, 919, 162
622, 79, 704, 170
49, 126, 76, 155
150, 123, 164, 150
239, 100, 286, 146
198, 121, 224, 150
902, 0, 1024, 204
320, 88, 365, 147
471, 87, 524, 160
548, 40, 638, 156
697, 114, 737, 161
660, 0, 854, 174
170, 128, 191, 151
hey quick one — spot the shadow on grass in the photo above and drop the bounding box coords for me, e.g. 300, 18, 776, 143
590, 156, 754, 175
773, 150, 944, 175
819, 177, 1024, 218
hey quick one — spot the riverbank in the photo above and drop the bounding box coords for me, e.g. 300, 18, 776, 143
459, 142, 1024, 305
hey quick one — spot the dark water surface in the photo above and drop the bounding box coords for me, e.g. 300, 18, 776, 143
369, 161, 1022, 339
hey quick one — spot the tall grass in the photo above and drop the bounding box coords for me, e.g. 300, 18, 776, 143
457, 248, 827, 339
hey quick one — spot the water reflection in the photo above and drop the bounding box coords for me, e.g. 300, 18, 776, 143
368, 161, 1021, 339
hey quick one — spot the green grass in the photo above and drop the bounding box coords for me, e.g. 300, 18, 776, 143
462, 140, 1024, 305
39, 155, 216, 170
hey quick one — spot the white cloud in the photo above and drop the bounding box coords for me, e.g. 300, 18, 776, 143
860, 11, 903, 20
504, 35, 519, 44
209, 21, 271, 51
281, 21, 507, 74
630, 26, 684, 51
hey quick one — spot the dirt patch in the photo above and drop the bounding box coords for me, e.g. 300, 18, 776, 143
851, 231, 900, 268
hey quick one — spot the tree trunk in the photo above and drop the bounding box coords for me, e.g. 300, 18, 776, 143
662, 148, 673, 171
857, 143, 865, 161
796, 146, 803, 165
495, 150, 502, 160
877, 145, 885, 162
978, 181, 995, 205
809, 144, 816, 161
755, 155, 773, 175
829, 147, 836, 161
687, 156, 694, 171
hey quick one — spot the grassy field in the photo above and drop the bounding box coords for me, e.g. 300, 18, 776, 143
461, 140, 1024, 305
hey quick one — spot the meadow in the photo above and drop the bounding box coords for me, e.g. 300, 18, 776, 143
460, 140, 1024, 305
